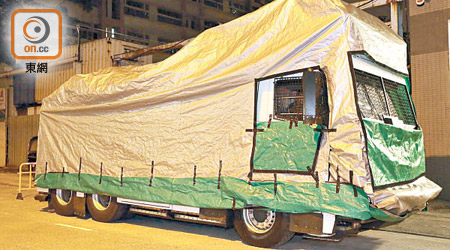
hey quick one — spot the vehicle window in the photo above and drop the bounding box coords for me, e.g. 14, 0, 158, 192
354, 69, 416, 126
273, 77, 303, 120
383, 79, 416, 126
355, 70, 389, 120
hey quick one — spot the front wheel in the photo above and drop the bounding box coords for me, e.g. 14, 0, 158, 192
87, 194, 129, 222
233, 208, 295, 248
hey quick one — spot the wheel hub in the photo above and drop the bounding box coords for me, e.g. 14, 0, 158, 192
242, 208, 276, 234
55, 189, 72, 205
92, 194, 111, 211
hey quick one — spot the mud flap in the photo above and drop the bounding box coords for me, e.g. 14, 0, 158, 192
199, 208, 232, 228
73, 192, 87, 218
289, 213, 336, 235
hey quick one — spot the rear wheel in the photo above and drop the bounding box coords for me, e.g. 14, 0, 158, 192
87, 194, 128, 222
50, 189, 74, 216
234, 208, 295, 248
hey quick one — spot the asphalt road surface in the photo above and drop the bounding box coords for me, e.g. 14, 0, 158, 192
1, 173, 449, 250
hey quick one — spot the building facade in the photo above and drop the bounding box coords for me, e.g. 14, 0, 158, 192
409, 0, 450, 200
22, 0, 272, 61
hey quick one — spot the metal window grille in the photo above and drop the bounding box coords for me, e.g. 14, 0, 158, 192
383, 79, 416, 126
355, 69, 416, 127
273, 77, 303, 120
355, 70, 389, 120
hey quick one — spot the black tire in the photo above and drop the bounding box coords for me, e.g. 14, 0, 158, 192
50, 189, 74, 216
234, 208, 295, 248
87, 194, 129, 222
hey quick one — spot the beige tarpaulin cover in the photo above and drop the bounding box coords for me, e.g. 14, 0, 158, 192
36, 0, 437, 214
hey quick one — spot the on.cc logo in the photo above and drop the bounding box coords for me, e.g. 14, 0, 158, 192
11, 9, 62, 59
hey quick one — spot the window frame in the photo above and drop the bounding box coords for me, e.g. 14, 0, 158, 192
273, 76, 304, 121
350, 52, 418, 130
254, 66, 329, 126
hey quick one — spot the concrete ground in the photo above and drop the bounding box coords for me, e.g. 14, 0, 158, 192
0, 172, 449, 250
381, 200, 450, 239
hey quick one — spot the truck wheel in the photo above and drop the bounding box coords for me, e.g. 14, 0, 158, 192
50, 189, 74, 216
87, 194, 128, 222
234, 208, 295, 248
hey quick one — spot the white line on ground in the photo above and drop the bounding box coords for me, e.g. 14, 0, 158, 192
55, 223, 92, 231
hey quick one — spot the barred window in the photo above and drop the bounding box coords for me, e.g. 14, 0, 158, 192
273, 77, 303, 120
355, 70, 389, 120
383, 79, 416, 126
355, 69, 416, 126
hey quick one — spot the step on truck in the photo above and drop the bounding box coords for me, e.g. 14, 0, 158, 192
34, 0, 441, 248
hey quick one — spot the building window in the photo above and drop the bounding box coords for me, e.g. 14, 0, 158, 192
127, 31, 143, 39
355, 69, 416, 126
126, 0, 149, 10
125, 31, 147, 45
105, 27, 117, 38
124, 0, 149, 19
204, 20, 219, 29
273, 77, 303, 120
111, 27, 117, 38
229, 1, 245, 15
124, 7, 149, 18
157, 8, 182, 26
112, 0, 120, 20
204, 0, 223, 10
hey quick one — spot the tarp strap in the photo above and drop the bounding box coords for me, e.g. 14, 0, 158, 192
193, 165, 197, 186
99, 162, 103, 184
306, 166, 319, 187
350, 170, 358, 197
245, 129, 264, 132
268, 114, 272, 128
232, 198, 236, 210
336, 166, 340, 194
289, 119, 298, 129
149, 161, 154, 187
78, 157, 82, 181
247, 171, 252, 185
120, 167, 124, 187
315, 171, 319, 188
274, 173, 277, 196
62, 167, 65, 178
217, 160, 222, 189
314, 128, 337, 133
44, 162, 48, 180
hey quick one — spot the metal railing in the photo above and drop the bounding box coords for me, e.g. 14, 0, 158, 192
16, 162, 36, 200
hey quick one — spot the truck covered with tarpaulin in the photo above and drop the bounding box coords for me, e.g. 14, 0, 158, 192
34, 0, 441, 247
